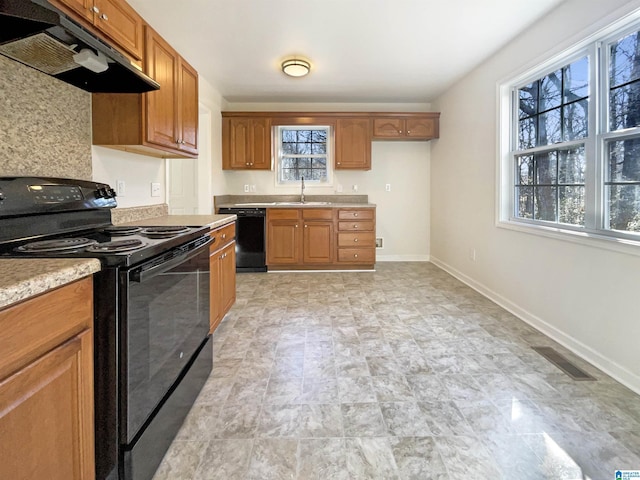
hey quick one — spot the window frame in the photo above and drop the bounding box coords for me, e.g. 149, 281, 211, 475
274, 125, 333, 187
498, 13, 640, 255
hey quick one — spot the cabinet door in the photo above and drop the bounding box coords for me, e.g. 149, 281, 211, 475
372, 117, 404, 138
94, 0, 144, 61
0, 330, 94, 480
145, 28, 179, 150
335, 118, 371, 170
209, 247, 222, 333
406, 117, 437, 139
220, 242, 236, 316
267, 220, 300, 265
178, 58, 199, 155
249, 118, 272, 169
48, 0, 94, 23
224, 118, 251, 169
303, 221, 334, 264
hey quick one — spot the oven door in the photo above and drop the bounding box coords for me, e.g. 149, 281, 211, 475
121, 236, 211, 444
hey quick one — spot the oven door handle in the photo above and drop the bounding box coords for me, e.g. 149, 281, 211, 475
131, 238, 211, 283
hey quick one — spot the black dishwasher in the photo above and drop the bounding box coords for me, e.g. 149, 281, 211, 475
219, 207, 267, 272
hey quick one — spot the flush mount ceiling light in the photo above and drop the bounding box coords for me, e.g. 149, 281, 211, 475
281, 58, 311, 77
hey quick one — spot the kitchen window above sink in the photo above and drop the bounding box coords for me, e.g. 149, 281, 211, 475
276, 125, 333, 186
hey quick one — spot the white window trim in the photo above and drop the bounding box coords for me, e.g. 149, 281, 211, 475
496, 8, 640, 257
274, 125, 333, 188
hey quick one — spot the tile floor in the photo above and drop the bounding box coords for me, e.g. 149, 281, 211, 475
153, 262, 640, 480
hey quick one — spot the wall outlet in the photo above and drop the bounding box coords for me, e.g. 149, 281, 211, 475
469, 248, 476, 262
151, 182, 161, 197
352, 184, 358, 192
249, 184, 256, 192
385, 183, 391, 192
336, 184, 343, 193
116, 180, 126, 197
244, 184, 250, 193
376, 237, 383, 248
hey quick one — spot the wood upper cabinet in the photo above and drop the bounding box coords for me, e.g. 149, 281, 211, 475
209, 222, 236, 334
92, 27, 199, 159
372, 114, 440, 140
0, 278, 95, 480
49, 0, 144, 62
335, 118, 371, 170
222, 116, 272, 170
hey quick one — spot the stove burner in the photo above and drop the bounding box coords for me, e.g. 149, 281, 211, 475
16, 237, 98, 252
141, 226, 190, 238
85, 239, 146, 253
103, 226, 143, 235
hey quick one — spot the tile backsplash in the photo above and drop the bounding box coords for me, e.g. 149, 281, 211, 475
0, 55, 92, 179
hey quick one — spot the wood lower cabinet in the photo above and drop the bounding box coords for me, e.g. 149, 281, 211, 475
267, 207, 374, 269
92, 28, 199, 159
209, 222, 236, 333
335, 118, 371, 170
222, 116, 272, 170
0, 278, 95, 480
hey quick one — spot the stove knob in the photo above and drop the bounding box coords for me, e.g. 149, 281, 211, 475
95, 187, 108, 198
107, 188, 117, 198
0, 191, 4, 201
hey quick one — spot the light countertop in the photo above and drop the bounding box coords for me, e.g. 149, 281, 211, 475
0, 258, 101, 309
217, 202, 376, 209
118, 214, 236, 229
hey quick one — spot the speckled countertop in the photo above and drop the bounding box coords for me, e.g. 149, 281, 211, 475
118, 214, 236, 229
0, 259, 101, 309
217, 202, 376, 209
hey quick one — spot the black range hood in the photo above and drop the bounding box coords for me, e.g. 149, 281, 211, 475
0, 0, 159, 93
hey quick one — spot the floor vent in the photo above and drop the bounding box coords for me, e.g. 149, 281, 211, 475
532, 346, 596, 381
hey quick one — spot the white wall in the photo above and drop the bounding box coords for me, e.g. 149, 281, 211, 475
222, 102, 432, 259
92, 146, 165, 208
430, 0, 640, 393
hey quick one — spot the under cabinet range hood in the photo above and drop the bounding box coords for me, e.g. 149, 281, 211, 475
0, 0, 159, 93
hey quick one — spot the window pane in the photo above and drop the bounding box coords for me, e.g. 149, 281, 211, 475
311, 130, 327, 143
518, 117, 537, 150
608, 138, 640, 182
311, 143, 326, 154
608, 184, 640, 232
282, 130, 297, 142
558, 146, 586, 184
563, 99, 588, 141
519, 82, 538, 119
282, 142, 297, 154
312, 158, 327, 168
610, 30, 640, 88
516, 155, 534, 185
610, 82, 640, 131
297, 130, 312, 142
535, 151, 557, 185
563, 56, 589, 102
534, 186, 557, 221
559, 186, 585, 225
538, 108, 561, 145
516, 186, 534, 219
540, 70, 562, 111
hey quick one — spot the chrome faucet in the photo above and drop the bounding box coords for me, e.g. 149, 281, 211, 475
300, 176, 305, 203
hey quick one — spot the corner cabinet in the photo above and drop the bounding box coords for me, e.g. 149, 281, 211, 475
335, 118, 372, 170
222, 116, 272, 170
0, 278, 95, 480
209, 222, 236, 333
92, 28, 199, 159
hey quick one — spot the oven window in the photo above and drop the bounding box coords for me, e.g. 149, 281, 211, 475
123, 243, 210, 442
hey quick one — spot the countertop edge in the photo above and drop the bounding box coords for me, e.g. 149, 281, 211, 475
117, 214, 237, 229
0, 258, 102, 309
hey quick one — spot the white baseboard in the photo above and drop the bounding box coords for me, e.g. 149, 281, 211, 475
430, 256, 640, 396
377, 254, 430, 262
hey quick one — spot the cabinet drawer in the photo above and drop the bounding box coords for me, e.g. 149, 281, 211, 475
0, 277, 93, 380
302, 208, 333, 220
210, 222, 236, 251
338, 248, 375, 263
268, 208, 300, 220
338, 221, 374, 231
338, 209, 374, 220
338, 232, 375, 247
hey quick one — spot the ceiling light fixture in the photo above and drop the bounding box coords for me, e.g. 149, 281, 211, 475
281, 58, 310, 77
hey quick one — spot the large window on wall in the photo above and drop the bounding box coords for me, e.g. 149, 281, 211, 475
276, 126, 332, 185
501, 17, 640, 247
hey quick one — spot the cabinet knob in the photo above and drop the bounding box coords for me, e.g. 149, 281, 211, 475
304, 224, 308, 228
353, 224, 358, 229
295, 224, 298, 228
354, 213, 358, 217
398, 130, 403, 134
245, 162, 249, 166
407, 130, 411, 134
354, 238, 358, 242
354, 254, 358, 258
92, 5, 100, 13
100, 13, 108, 21
222, 234, 226, 239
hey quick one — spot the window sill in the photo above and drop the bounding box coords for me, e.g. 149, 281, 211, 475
496, 219, 640, 257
